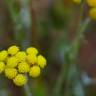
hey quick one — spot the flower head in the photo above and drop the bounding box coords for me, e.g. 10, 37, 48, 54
16, 51, 26, 62
18, 62, 30, 73
5, 68, 17, 79
27, 54, 37, 65
29, 66, 41, 78
0, 50, 8, 61
37, 55, 47, 68
8, 46, 19, 55
89, 7, 96, 20
7, 57, 18, 68
13, 74, 27, 86
26, 47, 38, 55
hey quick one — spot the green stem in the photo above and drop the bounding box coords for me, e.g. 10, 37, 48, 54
24, 83, 32, 96
63, 18, 90, 96
52, 61, 69, 96
52, 3, 84, 96
52, 17, 90, 96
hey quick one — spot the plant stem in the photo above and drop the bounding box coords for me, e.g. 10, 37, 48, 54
24, 83, 32, 96
52, 17, 90, 96
63, 18, 90, 96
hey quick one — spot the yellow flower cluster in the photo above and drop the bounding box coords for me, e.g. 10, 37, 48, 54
73, 0, 96, 20
86, 0, 96, 20
0, 46, 47, 86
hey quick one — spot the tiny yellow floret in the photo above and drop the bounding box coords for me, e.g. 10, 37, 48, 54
29, 66, 41, 78
5, 68, 17, 79
13, 74, 27, 86
37, 55, 47, 68
7, 57, 18, 68
18, 62, 30, 73
16, 51, 26, 62
8, 46, 19, 55
89, 8, 96, 20
0, 62, 5, 73
26, 47, 38, 55
27, 54, 37, 65
0, 50, 8, 61
86, 0, 96, 7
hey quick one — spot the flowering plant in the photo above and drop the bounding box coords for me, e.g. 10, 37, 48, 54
0, 46, 47, 86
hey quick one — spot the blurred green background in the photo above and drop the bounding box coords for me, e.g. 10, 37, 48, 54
0, 0, 96, 96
